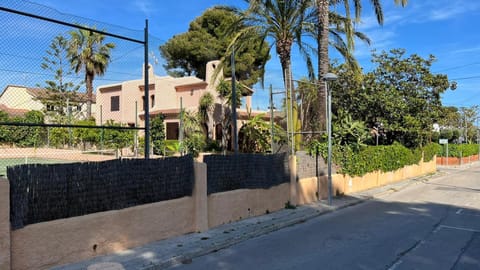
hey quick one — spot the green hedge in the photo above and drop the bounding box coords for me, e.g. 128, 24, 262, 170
308, 142, 438, 177
423, 143, 442, 162
436, 143, 480, 158
334, 143, 421, 176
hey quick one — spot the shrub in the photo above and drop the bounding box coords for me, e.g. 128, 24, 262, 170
422, 143, 441, 162
437, 144, 480, 158
308, 142, 425, 177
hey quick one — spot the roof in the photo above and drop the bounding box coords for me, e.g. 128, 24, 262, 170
26, 87, 96, 103
138, 108, 181, 120
175, 81, 208, 91
0, 85, 96, 103
0, 104, 29, 117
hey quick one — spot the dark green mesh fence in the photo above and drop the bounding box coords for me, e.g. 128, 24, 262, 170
9, 155, 194, 229
205, 153, 289, 194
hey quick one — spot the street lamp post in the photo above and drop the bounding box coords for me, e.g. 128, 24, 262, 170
323, 73, 338, 205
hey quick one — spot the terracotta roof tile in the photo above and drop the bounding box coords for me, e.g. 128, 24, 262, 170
0, 104, 29, 117
26, 87, 96, 103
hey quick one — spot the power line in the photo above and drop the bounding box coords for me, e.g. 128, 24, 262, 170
434, 62, 480, 73
450, 75, 480, 81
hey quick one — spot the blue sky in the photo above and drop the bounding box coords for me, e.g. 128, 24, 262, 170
3, 0, 480, 111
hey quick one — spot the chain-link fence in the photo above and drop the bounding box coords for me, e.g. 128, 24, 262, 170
0, 1, 164, 177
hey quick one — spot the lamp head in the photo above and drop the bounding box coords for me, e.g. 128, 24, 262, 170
322, 73, 338, 82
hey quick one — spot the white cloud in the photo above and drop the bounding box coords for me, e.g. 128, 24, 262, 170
429, 5, 470, 21
357, 14, 404, 31
406, 1, 480, 23
353, 29, 396, 58
131, 0, 158, 17
452, 46, 480, 55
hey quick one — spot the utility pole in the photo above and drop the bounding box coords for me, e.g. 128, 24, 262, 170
179, 97, 184, 155
231, 45, 238, 154
269, 85, 274, 153
465, 113, 468, 143
144, 19, 150, 159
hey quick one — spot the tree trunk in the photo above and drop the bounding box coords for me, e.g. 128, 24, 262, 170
317, 0, 330, 133
277, 39, 301, 151
85, 73, 93, 119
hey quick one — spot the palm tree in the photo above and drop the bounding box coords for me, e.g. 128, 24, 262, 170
314, 0, 408, 130
299, 11, 371, 135
234, 0, 372, 145
216, 79, 232, 153
198, 92, 215, 140
233, 0, 314, 150
68, 28, 115, 118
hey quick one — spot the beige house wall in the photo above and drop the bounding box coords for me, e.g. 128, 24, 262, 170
0, 86, 96, 120
0, 86, 42, 111
97, 80, 144, 126
96, 66, 210, 127
177, 88, 208, 111
122, 80, 145, 124
154, 77, 180, 110
95, 61, 258, 140
96, 86, 122, 124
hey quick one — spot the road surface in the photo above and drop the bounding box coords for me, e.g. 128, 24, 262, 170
172, 165, 480, 270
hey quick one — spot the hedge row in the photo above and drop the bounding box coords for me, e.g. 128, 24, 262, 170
330, 142, 480, 176
332, 143, 423, 176
435, 143, 480, 158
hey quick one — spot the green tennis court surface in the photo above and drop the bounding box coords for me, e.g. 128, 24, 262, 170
0, 158, 74, 177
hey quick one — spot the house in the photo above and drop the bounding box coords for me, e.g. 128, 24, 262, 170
0, 85, 95, 120
0, 104, 29, 118
96, 60, 271, 145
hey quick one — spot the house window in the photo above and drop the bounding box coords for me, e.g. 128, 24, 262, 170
76, 105, 82, 111
166, 122, 179, 140
150, 95, 155, 108
46, 104, 54, 111
111, 96, 120, 111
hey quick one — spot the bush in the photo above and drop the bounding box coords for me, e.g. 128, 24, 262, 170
422, 143, 441, 162
344, 143, 420, 176
165, 140, 180, 155
437, 144, 480, 158
308, 142, 426, 177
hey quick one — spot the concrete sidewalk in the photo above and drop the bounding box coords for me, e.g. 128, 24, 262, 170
53, 173, 440, 270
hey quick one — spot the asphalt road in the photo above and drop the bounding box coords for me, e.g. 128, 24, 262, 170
172, 165, 480, 270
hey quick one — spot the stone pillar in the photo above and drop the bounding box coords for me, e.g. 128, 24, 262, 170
289, 155, 298, 206
0, 178, 10, 270
193, 162, 208, 232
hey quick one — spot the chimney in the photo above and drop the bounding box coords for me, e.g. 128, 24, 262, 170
205, 60, 222, 87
